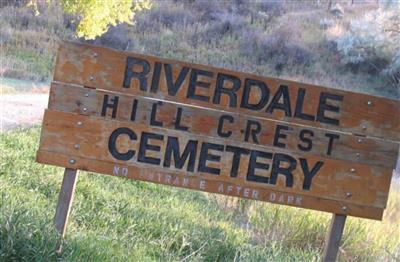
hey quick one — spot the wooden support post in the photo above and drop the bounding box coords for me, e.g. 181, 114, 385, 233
323, 214, 347, 262
54, 168, 78, 253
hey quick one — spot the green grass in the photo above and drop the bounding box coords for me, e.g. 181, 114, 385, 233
0, 77, 49, 94
1, 127, 399, 261
1, 47, 55, 82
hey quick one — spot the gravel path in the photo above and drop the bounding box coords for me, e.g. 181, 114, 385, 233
0, 93, 48, 132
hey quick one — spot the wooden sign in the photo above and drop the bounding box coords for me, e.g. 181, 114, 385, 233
37, 42, 399, 260
53, 42, 400, 141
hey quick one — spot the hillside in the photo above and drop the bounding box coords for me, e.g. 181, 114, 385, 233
1, 1, 399, 97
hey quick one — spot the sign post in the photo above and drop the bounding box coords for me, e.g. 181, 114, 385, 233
37, 42, 400, 259
54, 168, 78, 253
323, 214, 347, 262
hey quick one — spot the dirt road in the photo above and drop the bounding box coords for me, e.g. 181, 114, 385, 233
1, 93, 48, 132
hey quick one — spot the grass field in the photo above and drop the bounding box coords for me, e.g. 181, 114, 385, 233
0, 77, 49, 94
1, 127, 399, 261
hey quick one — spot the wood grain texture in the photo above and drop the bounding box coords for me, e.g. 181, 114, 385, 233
48, 82, 399, 169
37, 109, 393, 210
36, 41, 399, 222
323, 214, 347, 262
36, 150, 384, 220
53, 41, 400, 142
54, 168, 78, 237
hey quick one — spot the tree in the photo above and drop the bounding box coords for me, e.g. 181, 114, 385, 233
28, 0, 152, 40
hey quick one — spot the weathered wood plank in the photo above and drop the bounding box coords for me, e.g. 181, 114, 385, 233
37, 109, 393, 209
36, 150, 384, 220
48, 82, 399, 169
53, 41, 400, 142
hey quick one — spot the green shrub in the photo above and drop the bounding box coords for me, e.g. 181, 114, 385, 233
383, 50, 400, 84
240, 25, 313, 71
200, 12, 247, 43
335, 9, 399, 86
